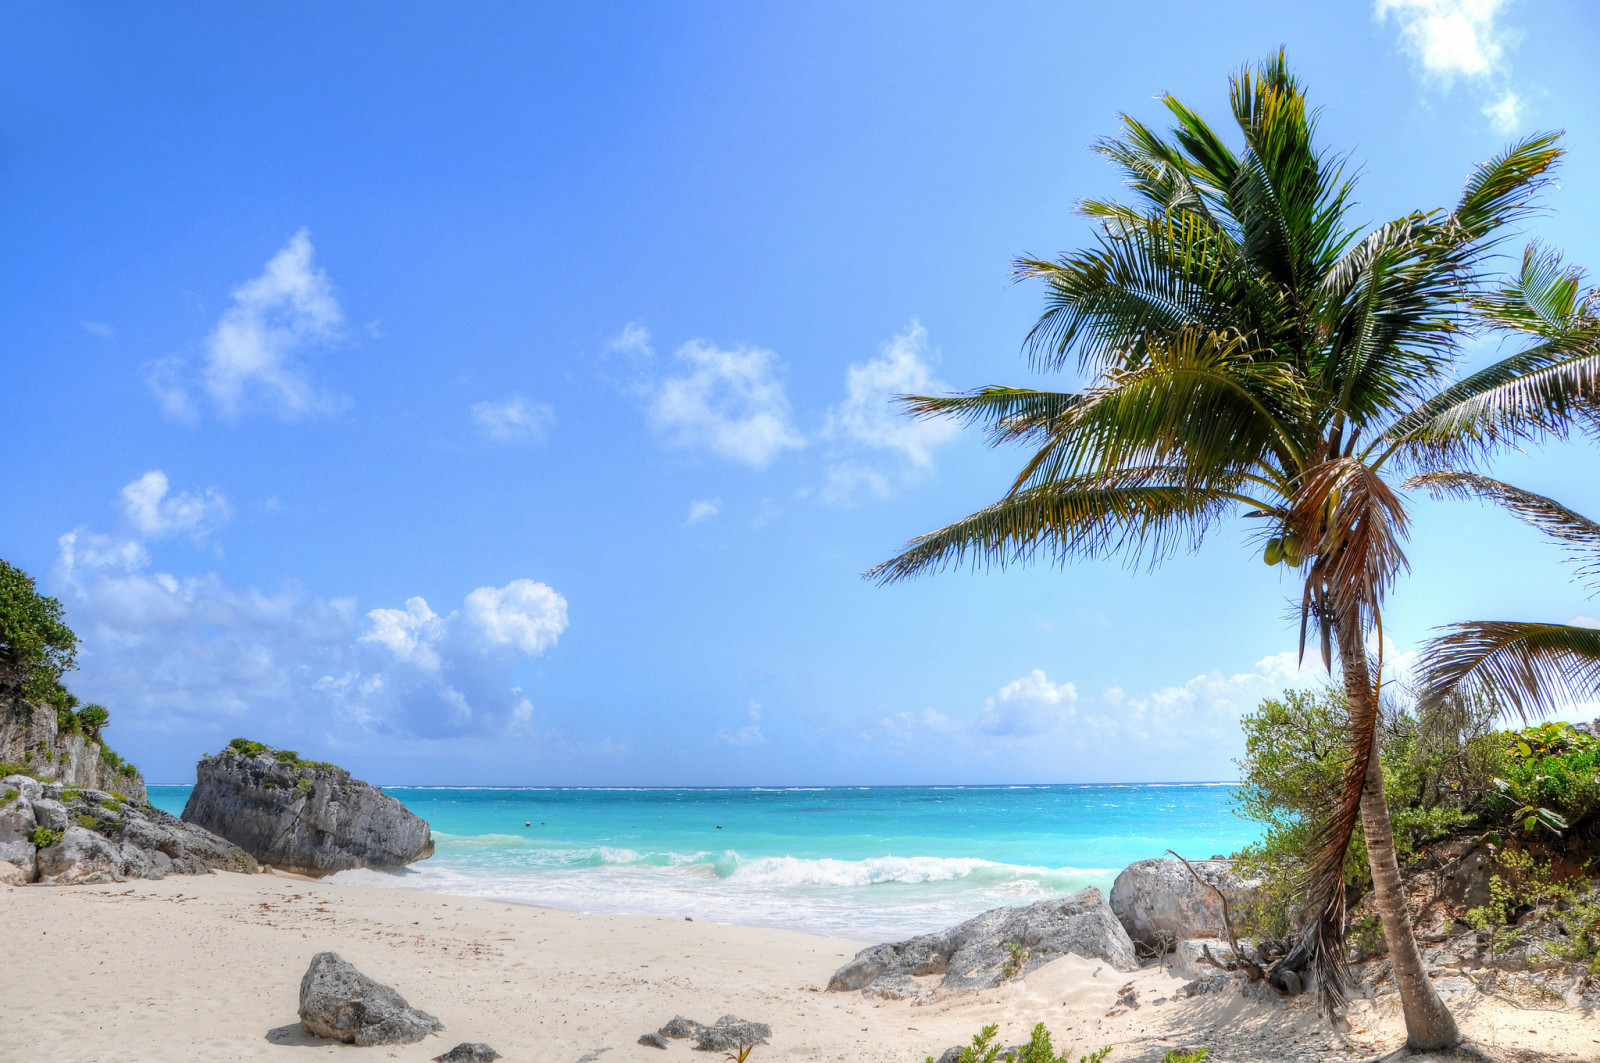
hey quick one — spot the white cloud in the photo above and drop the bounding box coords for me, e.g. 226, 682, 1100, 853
815, 322, 959, 506
825, 322, 957, 467
686, 498, 721, 525
362, 597, 444, 669
472, 396, 555, 443
152, 229, 345, 420
649, 339, 805, 467
461, 579, 569, 656
1482, 90, 1522, 134
52, 478, 570, 744
1377, 0, 1509, 80
81, 321, 114, 340
118, 471, 231, 540
609, 322, 653, 360
817, 461, 893, 507
978, 669, 1079, 736
1376, 0, 1525, 131
719, 701, 766, 746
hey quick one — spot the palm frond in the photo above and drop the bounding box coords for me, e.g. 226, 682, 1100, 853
1476, 244, 1595, 337
1450, 132, 1564, 246
1406, 471, 1600, 590
865, 472, 1246, 584
1376, 342, 1600, 465
1419, 621, 1600, 720
1007, 328, 1304, 493
895, 388, 1086, 447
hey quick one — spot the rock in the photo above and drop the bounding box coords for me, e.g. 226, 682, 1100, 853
434, 1044, 500, 1063
658, 1016, 702, 1039
0, 698, 148, 801
182, 741, 433, 875
298, 951, 443, 1046
1171, 938, 1238, 980
828, 888, 1136, 998
0, 859, 27, 886
693, 1016, 771, 1052
1435, 843, 1493, 911
1108, 857, 1258, 950
0, 782, 39, 880
638, 1033, 669, 1050
1179, 972, 1235, 997
860, 972, 927, 1001
2, 776, 258, 884
935, 1047, 964, 1063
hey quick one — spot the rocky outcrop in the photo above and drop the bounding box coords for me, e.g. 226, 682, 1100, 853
1109, 857, 1258, 949
828, 888, 1136, 1000
0, 774, 258, 884
1, 699, 147, 802
652, 1015, 772, 1052
299, 951, 444, 1046
181, 741, 433, 876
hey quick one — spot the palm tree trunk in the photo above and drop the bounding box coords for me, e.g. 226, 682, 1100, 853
1336, 613, 1459, 1050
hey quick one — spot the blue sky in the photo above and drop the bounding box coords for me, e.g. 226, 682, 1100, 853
3, 2, 1599, 785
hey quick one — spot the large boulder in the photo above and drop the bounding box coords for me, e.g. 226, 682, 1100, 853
0, 774, 258, 884
1109, 858, 1258, 950
299, 951, 443, 1046
181, 741, 432, 876
828, 888, 1136, 998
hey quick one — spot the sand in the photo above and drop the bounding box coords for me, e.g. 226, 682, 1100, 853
2, 871, 1595, 1063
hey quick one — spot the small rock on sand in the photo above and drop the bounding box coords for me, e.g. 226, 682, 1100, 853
298, 951, 444, 1046
638, 1033, 670, 1049
434, 1045, 501, 1063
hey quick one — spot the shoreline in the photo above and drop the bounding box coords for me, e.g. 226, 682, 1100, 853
6, 870, 1597, 1062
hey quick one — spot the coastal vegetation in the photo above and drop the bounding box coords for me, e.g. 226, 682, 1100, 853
872, 50, 1599, 1048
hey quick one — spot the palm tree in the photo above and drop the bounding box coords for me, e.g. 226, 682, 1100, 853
868, 53, 1580, 1050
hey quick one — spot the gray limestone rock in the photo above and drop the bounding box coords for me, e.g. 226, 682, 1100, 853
0, 859, 28, 886
637, 1033, 670, 1050
182, 742, 433, 875
1108, 857, 1258, 950
693, 1016, 771, 1052
828, 888, 1136, 998
0, 783, 39, 879
36, 825, 124, 885
0, 775, 258, 884
434, 1044, 501, 1063
298, 951, 443, 1046
658, 1016, 701, 1039
1171, 937, 1239, 980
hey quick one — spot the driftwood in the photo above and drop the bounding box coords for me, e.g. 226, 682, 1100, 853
1166, 849, 1266, 981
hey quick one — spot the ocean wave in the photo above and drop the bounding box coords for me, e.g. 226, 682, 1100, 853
719, 853, 1111, 888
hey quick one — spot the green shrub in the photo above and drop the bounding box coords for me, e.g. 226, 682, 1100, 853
227, 738, 270, 757
274, 749, 302, 765
73, 813, 99, 830
1000, 942, 1029, 980
117, 762, 137, 778
30, 826, 62, 848
1493, 723, 1600, 834
1163, 1052, 1208, 1063
0, 560, 78, 703
0, 788, 17, 806
296, 777, 314, 795
108, 790, 128, 803
1231, 685, 1497, 936
927, 1024, 1110, 1063
76, 703, 108, 740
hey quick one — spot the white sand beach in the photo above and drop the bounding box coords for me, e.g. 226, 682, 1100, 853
3, 871, 1596, 1063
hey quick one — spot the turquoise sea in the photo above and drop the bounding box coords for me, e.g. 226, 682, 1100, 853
148, 784, 1257, 941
